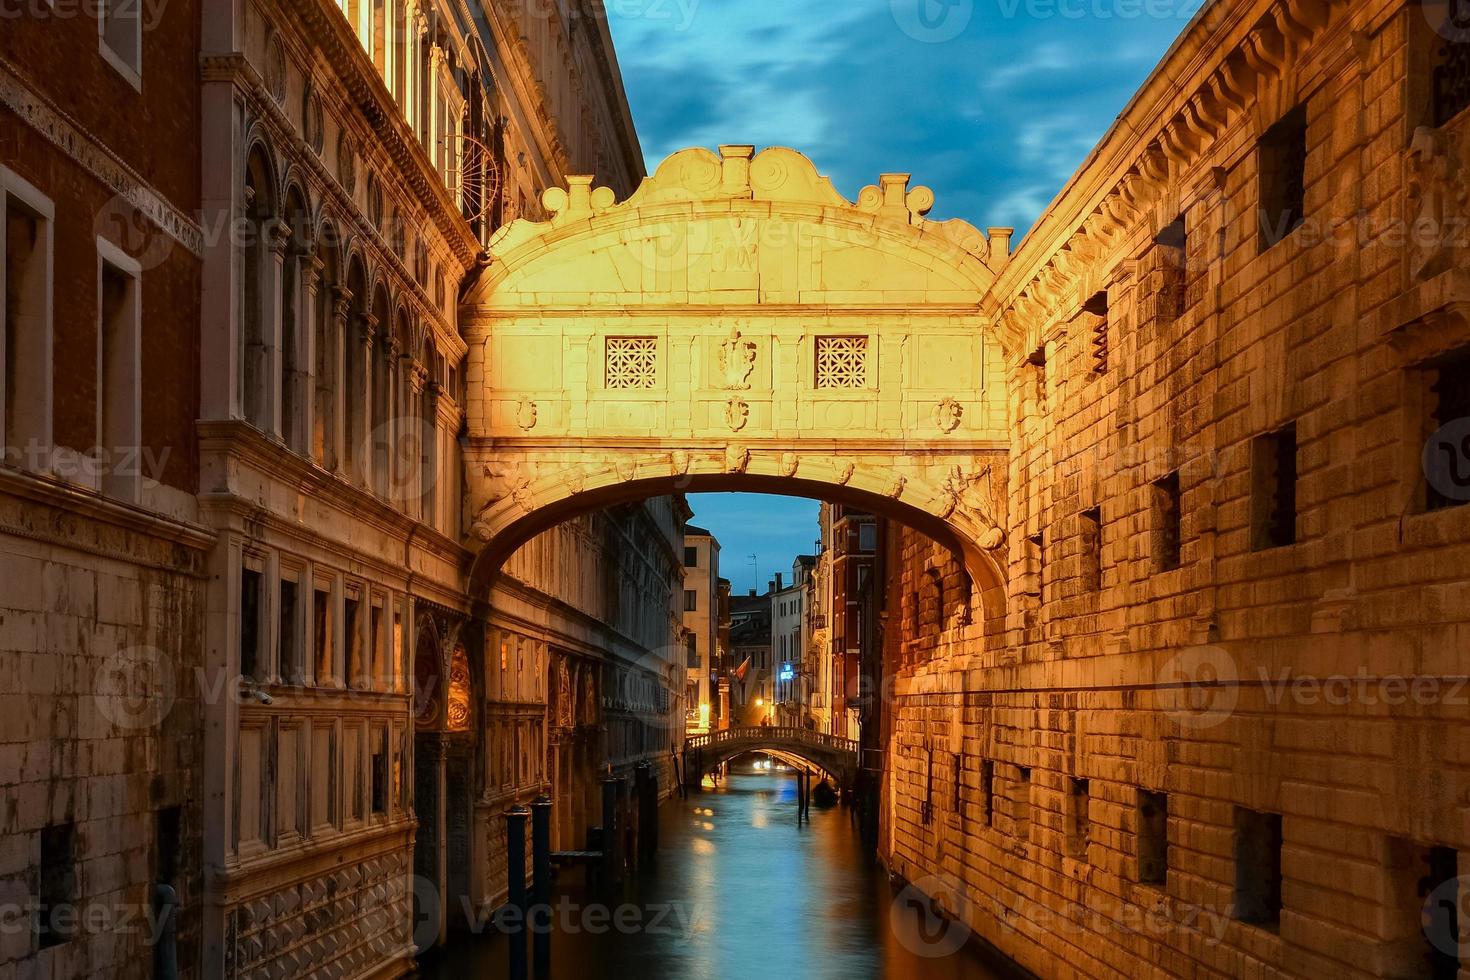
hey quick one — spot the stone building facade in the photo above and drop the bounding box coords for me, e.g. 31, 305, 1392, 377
0, 3, 209, 978
880, 1, 1470, 978
1, 1, 672, 978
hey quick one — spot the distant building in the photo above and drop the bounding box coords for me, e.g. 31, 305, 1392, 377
728, 587, 773, 725
819, 505, 878, 739
681, 525, 721, 732
771, 559, 817, 726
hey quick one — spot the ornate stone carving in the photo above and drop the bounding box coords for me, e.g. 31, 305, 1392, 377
1406, 125, 1467, 282
814, 335, 868, 389
885, 474, 907, 499
336, 131, 357, 194
446, 646, 471, 732
303, 84, 324, 154
724, 445, 751, 474
780, 452, 800, 477
605, 336, 658, 389
266, 34, 287, 104
565, 469, 586, 495
934, 397, 964, 433
717, 324, 757, 389
515, 399, 538, 431
724, 397, 750, 432
615, 457, 638, 483
670, 450, 691, 478
835, 461, 856, 485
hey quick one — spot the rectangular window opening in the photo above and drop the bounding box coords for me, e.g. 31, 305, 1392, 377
1233, 807, 1283, 926
1153, 472, 1182, 572
98, 254, 140, 500
1251, 423, 1299, 549
1138, 789, 1168, 886
240, 567, 263, 681
1080, 507, 1102, 592
278, 578, 300, 684
1258, 104, 1308, 251
38, 823, 77, 948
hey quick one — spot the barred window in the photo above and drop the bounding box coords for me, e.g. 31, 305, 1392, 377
814, 335, 868, 389
605, 337, 659, 389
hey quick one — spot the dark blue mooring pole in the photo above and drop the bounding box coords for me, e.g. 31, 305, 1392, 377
531, 795, 552, 978
505, 805, 530, 980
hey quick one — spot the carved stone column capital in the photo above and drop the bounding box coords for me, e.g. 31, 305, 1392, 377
331, 285, 354, 322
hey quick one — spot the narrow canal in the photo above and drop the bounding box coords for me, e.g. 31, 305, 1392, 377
416, 762, 1025, 979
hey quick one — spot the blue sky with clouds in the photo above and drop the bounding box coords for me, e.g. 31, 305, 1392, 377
607, 0, 1202, 580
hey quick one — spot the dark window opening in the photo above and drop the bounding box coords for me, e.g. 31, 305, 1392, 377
370, 728, 389, 815
683, 589, 697, 612
1259, 105, 1308, 251
313, 587, 332, 684
1084, 290, 1109, 374
38, 823, 77, 948
1434, 30, 1470, 126
1152, 216, 1187, 321
683, 546, 698, 567
1419, 845, 1461, 980
1153, 473, 1182, 572
1234, 807, 1283, 926
279, 579, 300, 683
981, 760, 995, 826
344, 596, 362, 687
1068, 777, 1091, 859
240, 567, 262, 680
1426, 350, 1470, 511
952, 754, 963, 815
1028, 532, 1044, 600
1080, 508, 1102, 592
1252, 423, 1299, 549
1138, 789, 1168, 885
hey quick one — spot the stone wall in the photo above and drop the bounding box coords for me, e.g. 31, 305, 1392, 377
881, 1, 1470, 977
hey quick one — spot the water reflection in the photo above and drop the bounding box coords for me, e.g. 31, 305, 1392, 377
416, 764, 1022, 979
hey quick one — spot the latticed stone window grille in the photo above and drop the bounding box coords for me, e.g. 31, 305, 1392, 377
605, 337, 659, 389
814, 335, 868, 389
1435, 39, 1470, 127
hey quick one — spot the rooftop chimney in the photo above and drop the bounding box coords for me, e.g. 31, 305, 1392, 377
775, 573, 783, 590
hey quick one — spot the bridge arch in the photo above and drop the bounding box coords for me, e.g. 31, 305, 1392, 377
682, 727, 859, 791
462, 145, 1016, 623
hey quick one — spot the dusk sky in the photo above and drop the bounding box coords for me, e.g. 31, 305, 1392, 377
606, 0, 1204, 583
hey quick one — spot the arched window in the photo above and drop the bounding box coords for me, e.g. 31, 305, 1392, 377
240, 147, 276, 431
370, 283, 392, 496
342, 256, 369, 483
281, 186, 311, 454
312, 223, 340, 468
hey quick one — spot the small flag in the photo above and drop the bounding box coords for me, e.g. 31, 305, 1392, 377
733, 657, 751, 682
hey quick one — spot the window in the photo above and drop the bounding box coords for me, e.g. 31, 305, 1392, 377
981, 759, 994, 826
97, 242, 141, 500
1013, 766, 1031, 840
814, 335, 867, 389
858, 522, 877, 552
313, 584, 333, 684
1080, 508, 1102, 592
1251, 423, 1298, 549
1153, 472, 1182, 572
99, 0, 143, 84
1258, 105, 1308, 251
683, 590, 697, 612
1433, 27, 1470, 126
370, 725, 389, 815
240, 566, 263, 681
1084, 290, 1109, 374
1137, 790, 1168, 885
684, 546, 698, 567
605, 336, 658, 389
1152, 217, 1186, 322
1067, 778, 1091, 860
1424, 349, 1470, 511
2, 170, 54, 467
1233, 807, 1283, 925
1389, 841, 1460, 980
344, 594, 362, 687
685, 635, 698, 668
279, 577, 300, 683
1028, 532, 1044, 599
38, 823, 76, 948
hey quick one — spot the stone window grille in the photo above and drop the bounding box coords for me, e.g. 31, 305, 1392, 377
1083, 290, 1110, 374
605, 336, 659, 389
981, 760, 995, 826
814, 335, 868, 389
1080, 508, 1102, 592
1068, 777, 1091, 859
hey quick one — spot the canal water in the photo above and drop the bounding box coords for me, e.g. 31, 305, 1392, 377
416, 762, 1023, 980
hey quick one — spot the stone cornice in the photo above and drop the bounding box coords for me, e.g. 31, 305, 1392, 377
984, 0, 1351, 345
0, 465, 216, 556
285, 0, 482, 270
0, 55, 205, 257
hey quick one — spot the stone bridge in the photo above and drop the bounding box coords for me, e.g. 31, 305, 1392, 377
681, 726, 859, 791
